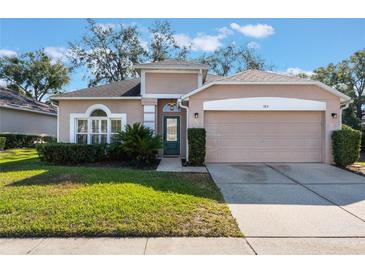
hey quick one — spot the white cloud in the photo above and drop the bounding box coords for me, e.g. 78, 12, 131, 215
191, 34, 224, 51
174, 27, 232, 52
44, 47, 69, 63
230, 23, 275, 38
174, 33, 192, 48
247, 41, 260, 49
217, 26, 233, 36
0, 49, 17, 57
285, 67, 313, 76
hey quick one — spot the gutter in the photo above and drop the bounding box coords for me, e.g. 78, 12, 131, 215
177, 98, 189, 161
340, 99, 352, 111
0, 105, 57, 117
50, 96, 142, 100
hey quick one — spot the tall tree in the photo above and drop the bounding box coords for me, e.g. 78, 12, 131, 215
69, 19, 147, 86
198, 44, 273, 76
148, 21, 189, 62
0, 50, 70, 101
311, 49, 365, 127
237, 47, 274, 71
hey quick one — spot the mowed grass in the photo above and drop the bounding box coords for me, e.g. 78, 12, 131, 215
0, 149, 241, 237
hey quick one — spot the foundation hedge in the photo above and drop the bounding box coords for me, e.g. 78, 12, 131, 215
188, 128, 206, 166
36, 143, 107, 165
0, 134, 56, 149
332, 125, 361, 167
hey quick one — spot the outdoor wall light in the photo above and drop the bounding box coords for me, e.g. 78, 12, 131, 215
331, 113, 338, 118
194, 112, 199, 119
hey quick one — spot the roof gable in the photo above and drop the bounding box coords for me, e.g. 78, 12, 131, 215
181, 70, 351, 102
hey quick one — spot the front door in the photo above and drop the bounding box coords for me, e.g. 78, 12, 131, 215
163, 116, 180, 155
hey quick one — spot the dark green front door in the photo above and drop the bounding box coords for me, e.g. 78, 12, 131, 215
163, 116, 180, 155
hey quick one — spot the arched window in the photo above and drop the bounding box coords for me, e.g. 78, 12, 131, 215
90, 109, 107, 117
162, 102, 181, 112
73, 104, 125, 145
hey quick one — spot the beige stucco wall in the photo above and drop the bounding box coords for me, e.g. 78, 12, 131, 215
187, 84, 341, 163
145, 72, 198, 94
0, 107, 57, 136
157, 99, 187, 158
58, 99, 143, 142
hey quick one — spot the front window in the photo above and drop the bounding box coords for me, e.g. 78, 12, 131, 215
76, 119, 88, 144
110, 119, 122, 143
91, 119, 107, 144
74, 107, 123, 144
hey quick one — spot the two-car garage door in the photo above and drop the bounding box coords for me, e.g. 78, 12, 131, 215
205, 111, 323, 163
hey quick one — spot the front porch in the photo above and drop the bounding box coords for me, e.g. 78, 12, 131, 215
143, 98, 188, 158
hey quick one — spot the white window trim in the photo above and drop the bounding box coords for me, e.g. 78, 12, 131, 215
203, 97, 327, 111
69, 104, 127, 143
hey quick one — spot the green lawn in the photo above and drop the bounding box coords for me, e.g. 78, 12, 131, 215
0, 149, 241, 237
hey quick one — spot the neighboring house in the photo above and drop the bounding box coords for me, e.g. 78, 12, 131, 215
51, 59, 351, 163
0, 86, 57, 136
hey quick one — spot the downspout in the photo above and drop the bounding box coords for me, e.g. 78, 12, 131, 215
340, 100, 351, 111
340, 99, 352, 127
340, 99, 353, 127
178, 98, 189, 161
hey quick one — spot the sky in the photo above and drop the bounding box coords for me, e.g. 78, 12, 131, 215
1, 18, 365, 92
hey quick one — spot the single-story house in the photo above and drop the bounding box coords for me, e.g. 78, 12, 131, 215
0, 86, 57, 137
51, 59, 351, 163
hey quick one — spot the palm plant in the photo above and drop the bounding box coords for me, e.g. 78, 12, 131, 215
115, 123, 162, 166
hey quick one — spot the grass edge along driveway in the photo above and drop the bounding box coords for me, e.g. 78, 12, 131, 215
0, 149, 241, 238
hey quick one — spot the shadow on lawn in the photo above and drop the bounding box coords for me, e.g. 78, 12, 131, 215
3, 163, 224, 202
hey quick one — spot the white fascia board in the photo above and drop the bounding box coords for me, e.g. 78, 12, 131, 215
51, 96, 141, 100
0, 105, 57, 116
142, 69, 200, 74
133, 65, 208, 70
204, 97, 327, 111
181, 81, 351, 102
142, 94, 185, 99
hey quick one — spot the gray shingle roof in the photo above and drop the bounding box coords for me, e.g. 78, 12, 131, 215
204, 74, 224, 84
52, 79, 141, 98
133, 59, 209, 69
50, 70, 315, 99
0, 87, 57, 115
218, 69, 314, 83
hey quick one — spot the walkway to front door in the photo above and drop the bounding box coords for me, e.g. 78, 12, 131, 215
163, 116, 180, 156
157, 158, 207, 173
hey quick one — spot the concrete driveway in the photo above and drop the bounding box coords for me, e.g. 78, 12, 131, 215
206, 163, 365, 254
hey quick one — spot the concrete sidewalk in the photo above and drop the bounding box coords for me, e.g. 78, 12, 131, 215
2, 237, 365, 255
0, 237, 253, 255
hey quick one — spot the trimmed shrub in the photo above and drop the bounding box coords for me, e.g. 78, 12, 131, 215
332, 125, 361, 167
37, 143, 107, 165
106, 143, 129, 161
0, 134, 56, 149
0, 137, 6, 151
188, 128, 206, 166
115, 123, 162, 167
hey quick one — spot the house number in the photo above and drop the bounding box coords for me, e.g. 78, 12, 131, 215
263, 105, 269, 109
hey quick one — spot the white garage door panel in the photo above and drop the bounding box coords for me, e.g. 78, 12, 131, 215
205, 111, 323, 163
